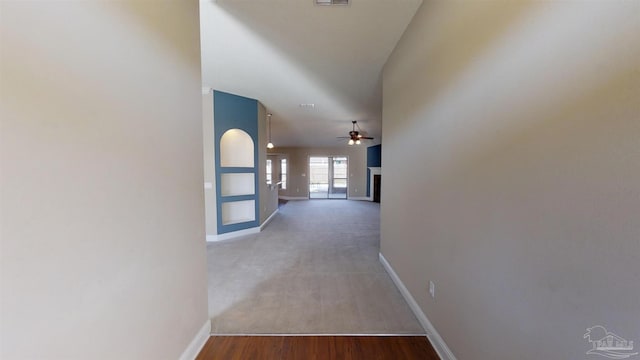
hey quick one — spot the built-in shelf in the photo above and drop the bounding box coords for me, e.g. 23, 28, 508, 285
218, 127, 257, 231
221, 217, 256, 226
221, 173, 255, 196
221, 200, 255, 226
220, 129, 254, 167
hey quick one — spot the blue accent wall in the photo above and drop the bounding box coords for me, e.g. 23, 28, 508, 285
213, 90, 259, 234
366, 144, 382, 197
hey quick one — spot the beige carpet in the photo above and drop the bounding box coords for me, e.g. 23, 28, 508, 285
206, 200, 424, 334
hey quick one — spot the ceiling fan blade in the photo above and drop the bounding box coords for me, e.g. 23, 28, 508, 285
360, 137, 374, 140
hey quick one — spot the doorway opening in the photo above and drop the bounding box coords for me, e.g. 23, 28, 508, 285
373, 174, 381, 203
309, 156, 348, 199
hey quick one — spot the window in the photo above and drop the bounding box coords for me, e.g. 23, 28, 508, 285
266, 159, 272, 185
280, 158, 287, 189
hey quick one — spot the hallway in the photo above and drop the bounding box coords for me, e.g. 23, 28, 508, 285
207, 200, 423, 334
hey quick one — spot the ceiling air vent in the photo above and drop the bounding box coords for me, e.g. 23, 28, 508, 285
315, 0, 349, 6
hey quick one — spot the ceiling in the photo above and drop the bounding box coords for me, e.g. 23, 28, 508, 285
200, 0, 422, 147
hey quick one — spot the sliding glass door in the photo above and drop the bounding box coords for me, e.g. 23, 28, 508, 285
330, 157, 348, 199
309, 157, 329, 198
309, 156, 348, 199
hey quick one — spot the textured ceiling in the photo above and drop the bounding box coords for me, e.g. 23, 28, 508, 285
200, 0, 422, 147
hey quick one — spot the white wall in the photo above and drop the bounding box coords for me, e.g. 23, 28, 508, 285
0, 2, 208, 359
202, 92, 217, 236
258, 103, 279, 223
382, 1, 640, 359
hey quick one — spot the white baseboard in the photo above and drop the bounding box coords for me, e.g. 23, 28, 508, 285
179, 320, 211, 360
206, 210, 279, 242
260, 209, 279, 230
206, 226, 260, 242
348, 196, 371, 201
278, 196, 308, 200
379, 253, 457, 360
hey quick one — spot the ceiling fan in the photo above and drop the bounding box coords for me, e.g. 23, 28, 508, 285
337, 120, 374, 145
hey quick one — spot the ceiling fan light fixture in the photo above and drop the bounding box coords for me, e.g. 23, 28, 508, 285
267, 142, 274, 149
339, 120, 374, 146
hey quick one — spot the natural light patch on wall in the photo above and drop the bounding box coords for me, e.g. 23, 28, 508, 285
200, 2, 353, 117
381, 1, 640, 359
220, 129, 254, 167
383, 1, 640, 182
200, 0, 407, 147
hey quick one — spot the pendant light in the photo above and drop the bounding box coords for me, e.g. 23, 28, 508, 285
266, 113, 274, 149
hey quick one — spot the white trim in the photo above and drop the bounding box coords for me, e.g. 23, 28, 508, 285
179, 320, 211, 360
260, 208, 279, 230
278, 196, 307, 200
205, 210, 279, 242
348, 197, 370, 201
379, 253, 457, 360
206, 226, 260, 242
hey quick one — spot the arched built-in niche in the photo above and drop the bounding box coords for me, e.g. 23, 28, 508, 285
220, 129, 254, 168
218, 128, 256, 226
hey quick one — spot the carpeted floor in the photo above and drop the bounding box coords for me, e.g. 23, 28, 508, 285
206, 200, 424, 334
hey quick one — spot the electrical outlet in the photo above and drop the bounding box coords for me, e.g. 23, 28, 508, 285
429, 281, 435, 299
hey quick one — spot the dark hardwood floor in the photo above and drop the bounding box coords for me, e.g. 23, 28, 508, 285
196, 335, 439, 360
